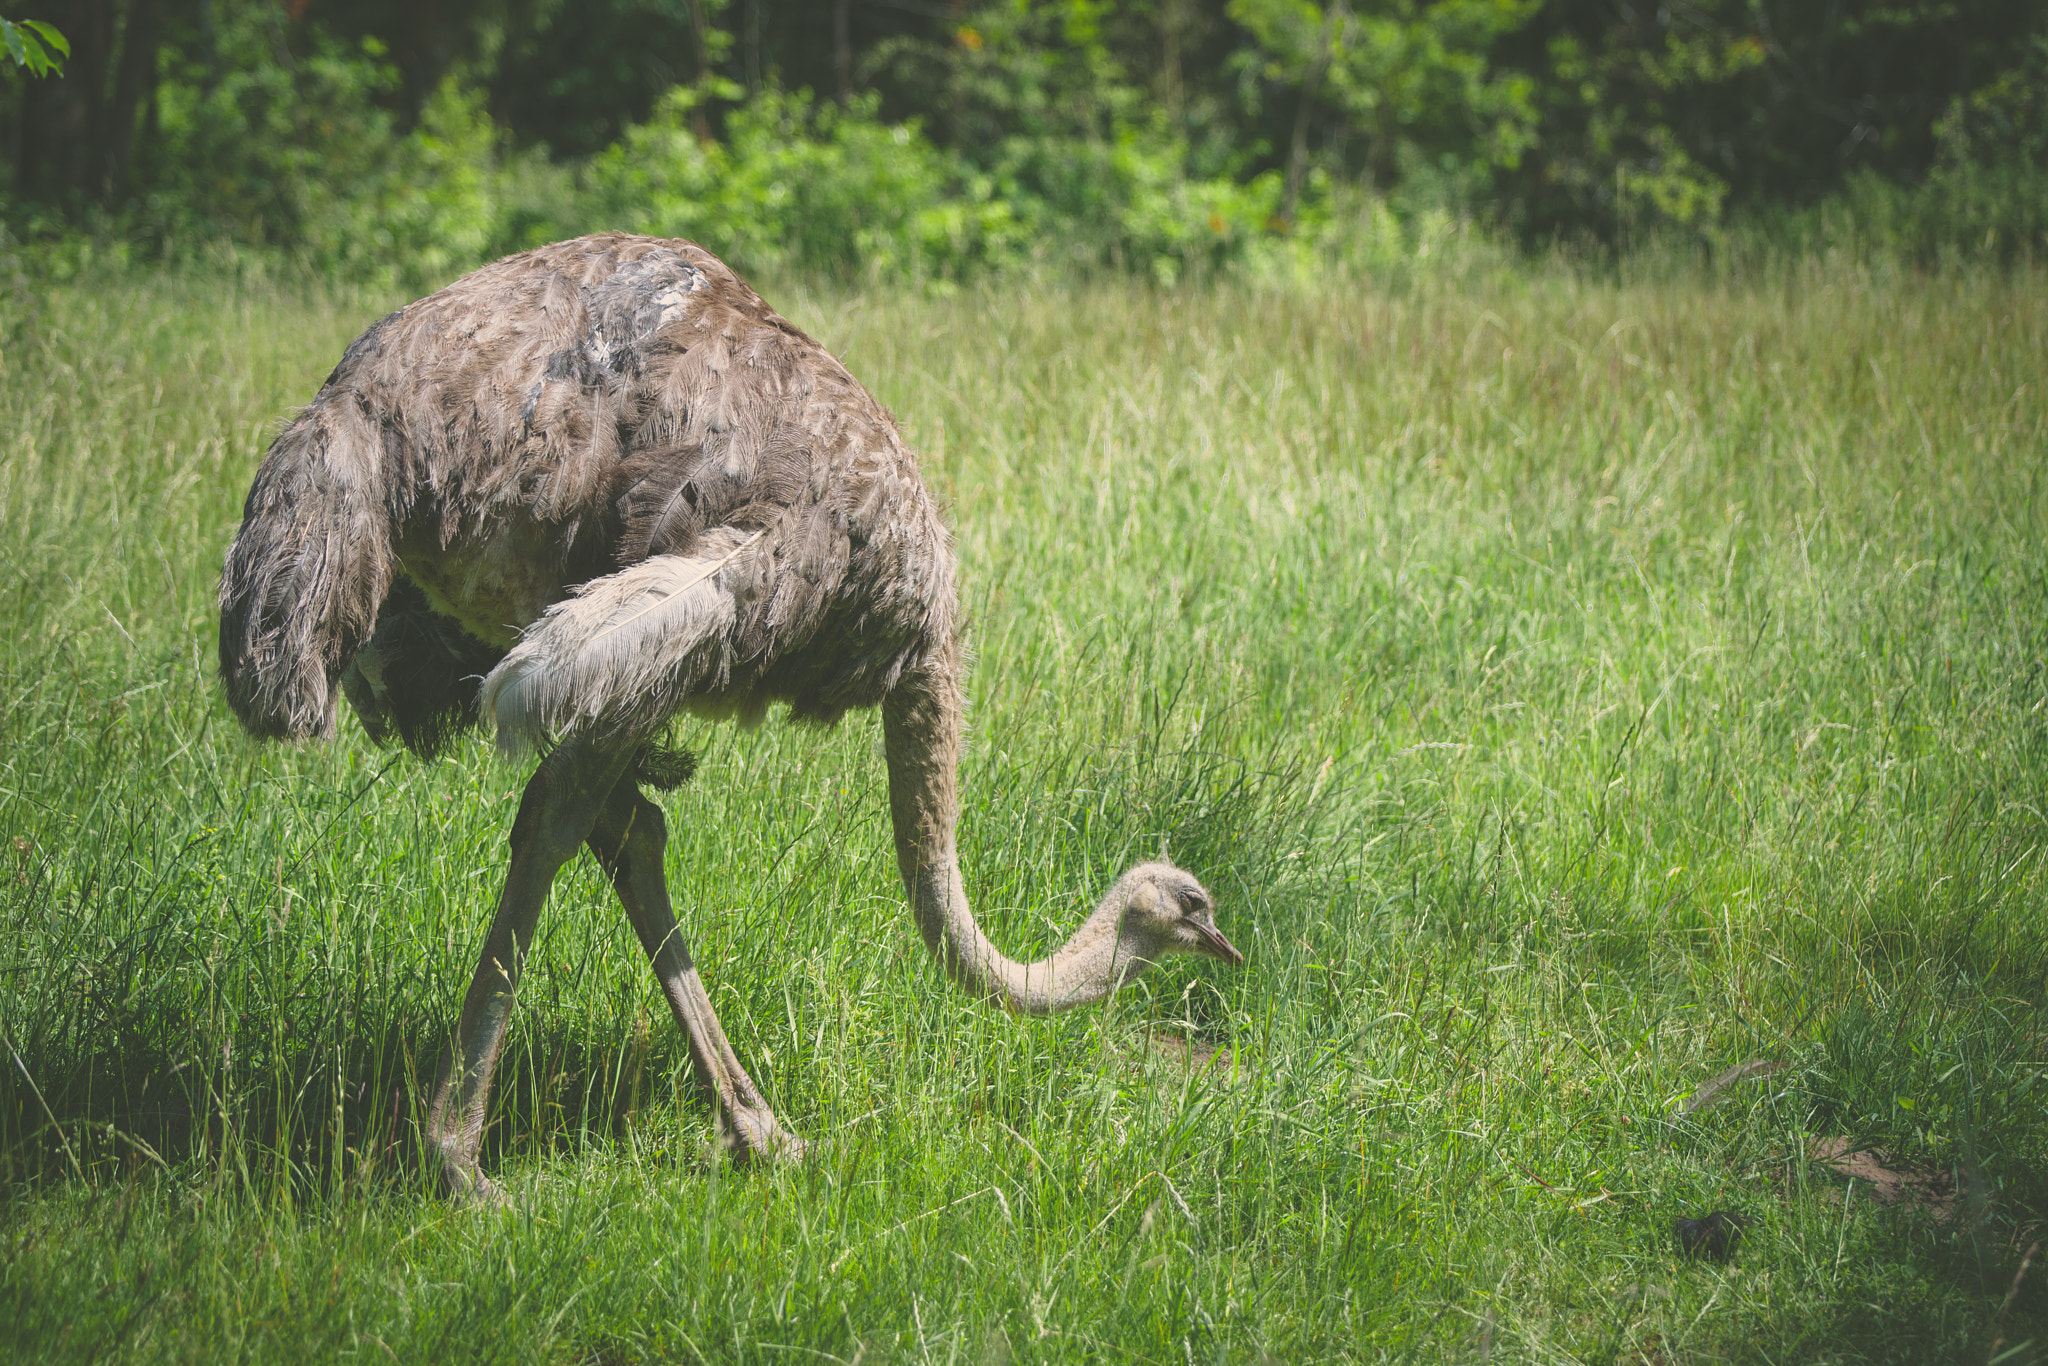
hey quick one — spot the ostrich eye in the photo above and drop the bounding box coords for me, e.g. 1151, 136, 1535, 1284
1178, 888, 1208, 914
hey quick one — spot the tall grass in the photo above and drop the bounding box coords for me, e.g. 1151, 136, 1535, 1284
0, 251, 2044, 1362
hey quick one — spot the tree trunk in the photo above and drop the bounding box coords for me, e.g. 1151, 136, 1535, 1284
1160, 0, 1186, 130
15, 0, 164, 208
743, 0, 761, 97
1279, 0, 1347, 227
104, 0, 162, 202
685, 0, 712, 143
394, 0, 450, 133
834, 0, 852, 108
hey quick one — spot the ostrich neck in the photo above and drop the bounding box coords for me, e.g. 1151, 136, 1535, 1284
881, 660, 1140, 1015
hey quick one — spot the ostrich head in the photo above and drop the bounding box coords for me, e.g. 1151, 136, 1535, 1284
1107, 861, 1245, 970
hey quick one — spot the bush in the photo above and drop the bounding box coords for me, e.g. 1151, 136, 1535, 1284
589, 85, 1357, 284
590, 87, 1020, 279
134, 30, 507, 290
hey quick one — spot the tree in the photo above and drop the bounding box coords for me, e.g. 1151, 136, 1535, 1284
1490, 0, 2048, 239
1232, 0, 1538, 213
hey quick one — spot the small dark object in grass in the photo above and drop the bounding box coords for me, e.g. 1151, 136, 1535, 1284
634, 743, 698, 791
1675, 1210, 1749, 1260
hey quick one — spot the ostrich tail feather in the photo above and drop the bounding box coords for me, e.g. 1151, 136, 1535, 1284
218, 399, 395, 742
481, 530, 763, 755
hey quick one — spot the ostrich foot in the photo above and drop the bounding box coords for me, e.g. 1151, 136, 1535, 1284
432, 1130, 511, 1205
719, 1107, 810, 1165
440, 1161, 509, 1207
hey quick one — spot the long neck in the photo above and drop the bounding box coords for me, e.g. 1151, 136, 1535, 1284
882, 655, 1145, 1015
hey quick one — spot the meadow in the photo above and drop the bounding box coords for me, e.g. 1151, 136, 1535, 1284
0, 243, 2044, 1363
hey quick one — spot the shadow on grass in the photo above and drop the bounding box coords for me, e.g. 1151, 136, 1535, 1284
0, 1014, 716, 1198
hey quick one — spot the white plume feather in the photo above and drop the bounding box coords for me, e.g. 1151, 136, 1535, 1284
481, 529, 763, 754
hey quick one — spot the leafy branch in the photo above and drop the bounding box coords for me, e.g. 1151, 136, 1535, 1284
2, 14, 66, 77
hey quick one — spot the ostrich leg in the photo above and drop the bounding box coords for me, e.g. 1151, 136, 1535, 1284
586, 779, 804, 1161
427, 737, 634, 1200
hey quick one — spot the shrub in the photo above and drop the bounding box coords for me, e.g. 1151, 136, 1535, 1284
590, 87, 1020, 280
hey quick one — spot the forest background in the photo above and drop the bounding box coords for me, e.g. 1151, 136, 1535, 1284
5, 0, 2048, 286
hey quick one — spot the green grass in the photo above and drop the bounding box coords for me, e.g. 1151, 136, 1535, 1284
1, 249, 2045, 1363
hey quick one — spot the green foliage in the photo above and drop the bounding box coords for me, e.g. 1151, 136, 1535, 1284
0, 15, 63, 76
1493, 8, 1766, 235
135, 23, 506, 289
858, 0, 1284, 278
1935, 35, 2048, 170
1575, 25, 1758, 224
4, 0, 2048, 283
145, 23, 393, 243
1490, 0, 2048, 242
588, 82, 1326, 283
1701, 39, 2048, 272
1231, 0, 1539, 191
487, 0, 732, 158
590, 86, 1014, 279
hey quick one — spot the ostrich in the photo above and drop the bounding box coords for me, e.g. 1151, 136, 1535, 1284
218, 233, 1244, 1198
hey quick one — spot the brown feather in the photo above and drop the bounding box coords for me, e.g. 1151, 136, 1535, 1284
219, 233, 957, 753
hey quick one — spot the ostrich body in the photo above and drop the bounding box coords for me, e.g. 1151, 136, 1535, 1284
218, 234, 1242, 1196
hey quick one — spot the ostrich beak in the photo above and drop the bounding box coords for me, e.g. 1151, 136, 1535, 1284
1194, 921, 1245, 966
